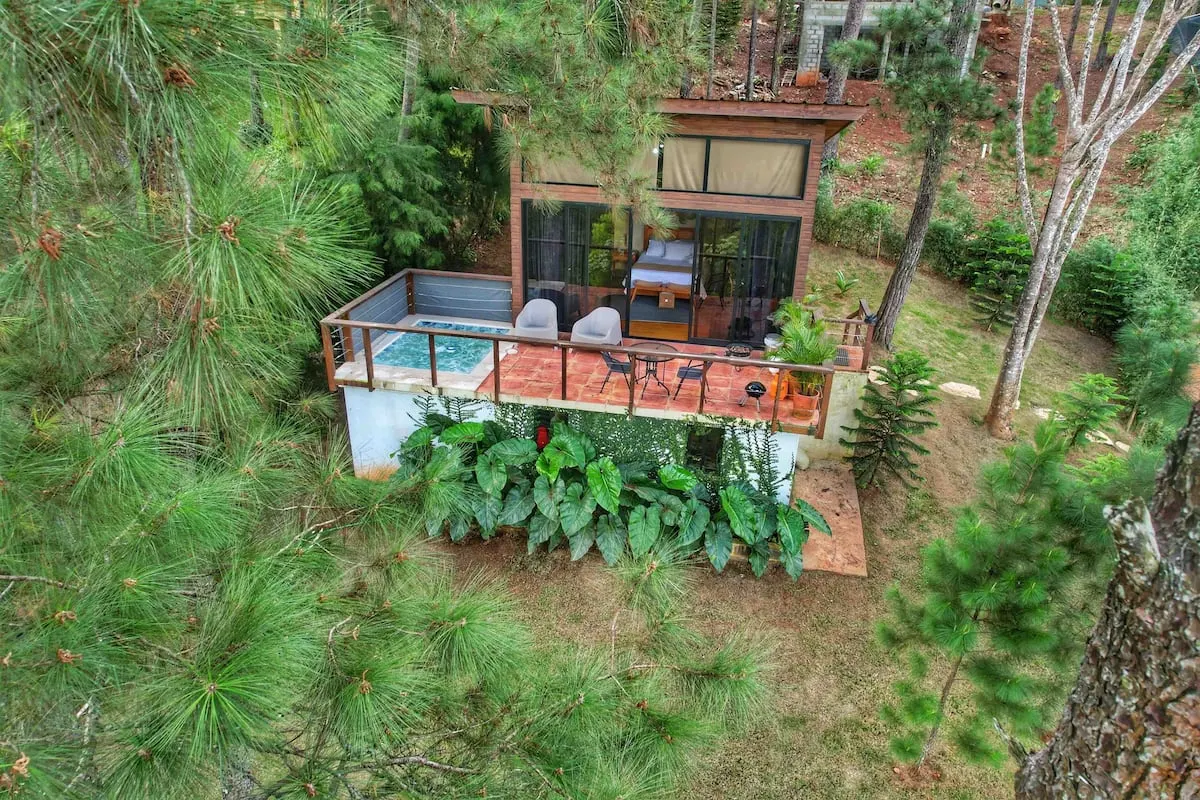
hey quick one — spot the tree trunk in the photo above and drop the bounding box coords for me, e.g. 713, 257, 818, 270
746, 1, 759, 100
399, 12, 420, 141
1065, 0, 1083, 57
917, 650, 966, 769
820, 0, 868, 173
1014, 403, 1200, 799
1094, 0, 1119, 70
871, 0, 975, 349
707, 0, 718, 99
770, 0, 787, 92
872, 114, 953, 350
681, 0, 705, 97
878, 31, 891, 80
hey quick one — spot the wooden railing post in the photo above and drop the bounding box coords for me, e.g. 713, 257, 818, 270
560, 345, 568, 401
341, 324, 355, 361
492, 340, 501, 402
321, 324, 337, 392
770, 370, 782, 431
862, 323, 874, 368
404, 272, 415, 316
697, 361, 710, 415
815, 370, 835, 439
427, 333, 438, 388
362, 327, 375, 391
627, 358, 636, 416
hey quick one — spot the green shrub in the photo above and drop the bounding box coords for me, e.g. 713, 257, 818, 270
1052, 374, 1125, 448
922, 218, 970, 278
813, 184, 904, 260
1115, 299, 1198, 427
964, 219, 1032, 331
1054, 238, 1139, 338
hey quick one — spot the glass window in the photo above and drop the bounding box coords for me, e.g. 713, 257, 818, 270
707, 140, 807, 197
661, 138, 707, 191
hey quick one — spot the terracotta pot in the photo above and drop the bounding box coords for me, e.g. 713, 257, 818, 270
791, 392, 820, 423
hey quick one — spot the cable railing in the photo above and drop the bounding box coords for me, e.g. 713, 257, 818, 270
321, 269, 872, 438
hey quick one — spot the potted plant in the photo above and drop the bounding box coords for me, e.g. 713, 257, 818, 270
768, 300, 837, 421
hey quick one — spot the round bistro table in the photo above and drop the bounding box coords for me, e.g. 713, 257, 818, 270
631, 342, 679, 397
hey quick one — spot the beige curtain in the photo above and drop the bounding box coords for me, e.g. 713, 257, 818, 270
661, 137, 706, 191
536, 157, 595, 185
707, 140, 807, 197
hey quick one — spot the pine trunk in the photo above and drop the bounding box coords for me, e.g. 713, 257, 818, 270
871, 0, 975, 349
707, 0, 718, 99
770, 0, 787, 92
872, 113, 953, 350
1094, 0, 1120, 70
820, 0, 868, 173
917, 650, 965, 769
1065, 0, 1083, 56
1014, 404, 1200, 798
681, 0, 705, 97
746, 1, 759, 100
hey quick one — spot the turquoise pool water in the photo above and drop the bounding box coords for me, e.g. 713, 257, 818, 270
374, 320, 505, 374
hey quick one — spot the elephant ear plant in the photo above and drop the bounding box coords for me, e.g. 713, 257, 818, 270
397, 421, 832, 580
769, 299, 838, 397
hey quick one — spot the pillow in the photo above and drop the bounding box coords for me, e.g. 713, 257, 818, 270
645, 239, 666, 258
664, 240, 694, 262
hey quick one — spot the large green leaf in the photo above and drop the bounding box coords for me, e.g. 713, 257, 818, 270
794, 498, 832, 535
499, 487, 535, 526
475, 452, 507, 497
551, 424, 596, 465
527, 511, 558, 553
473, 494, 502, 538
720, 486, 759, 544
533, 475, 563, 522
595, 515, 626, 565
658, 463, 698, 491
777, 505, 810, 553
748, 541, 771, 577
630, 482, 672, 505
676, 499, 710, 547
586, 457, 623, 515
568, 523, 596, 561
628, 504, 662, 559
400, 426, 434, 452
440, 422, 485, 444
559, 481, 597, 536
535, 447, 568, 483
780, 547, 804, 580
448, 517, 471, 543
487, 437, 539, 465
705, 521, 732, 572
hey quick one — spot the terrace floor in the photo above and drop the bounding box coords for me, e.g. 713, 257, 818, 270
473, 339, 865, 432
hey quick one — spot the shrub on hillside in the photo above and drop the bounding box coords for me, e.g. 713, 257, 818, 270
964, 219, 1032, 331
922, 218, 971, 278
1053, 237, 1139, 338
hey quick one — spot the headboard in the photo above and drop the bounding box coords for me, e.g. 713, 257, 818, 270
643, 225, 696, 250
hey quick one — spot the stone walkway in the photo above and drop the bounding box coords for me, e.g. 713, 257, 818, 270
791, 464, 867, 577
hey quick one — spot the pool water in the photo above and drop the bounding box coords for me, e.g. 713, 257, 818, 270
374, 320, 505, 374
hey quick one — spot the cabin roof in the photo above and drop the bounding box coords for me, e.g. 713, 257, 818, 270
450, 90, 868, 137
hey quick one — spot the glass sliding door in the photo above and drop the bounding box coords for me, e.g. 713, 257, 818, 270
692, 214, 799, 345
523, 201, 632, 332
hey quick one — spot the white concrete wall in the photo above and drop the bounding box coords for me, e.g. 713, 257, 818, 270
795, 370, 869, 463
343, 387, 495, 479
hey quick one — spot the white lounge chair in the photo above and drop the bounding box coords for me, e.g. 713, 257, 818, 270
570, 307, 623, 346
511, 298, 559, 342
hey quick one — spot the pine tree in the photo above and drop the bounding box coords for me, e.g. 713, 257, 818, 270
966, 219, 1032, 332
841, 351, 939, 488
0, 3, 763, 797
1053, 373, 1125, 449
879, 423, 1093, 770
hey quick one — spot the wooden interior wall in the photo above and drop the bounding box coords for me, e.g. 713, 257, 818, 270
506, 113, 830, 322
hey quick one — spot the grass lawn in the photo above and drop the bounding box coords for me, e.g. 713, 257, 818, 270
441, 245, 1115, 799
805, 244, 1113, 413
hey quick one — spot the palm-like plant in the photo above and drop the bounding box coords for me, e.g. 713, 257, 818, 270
769, 299, 838, 396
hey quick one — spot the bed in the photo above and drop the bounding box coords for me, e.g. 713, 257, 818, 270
628, 227, 705, 302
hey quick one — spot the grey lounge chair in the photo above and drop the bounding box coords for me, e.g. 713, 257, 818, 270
511, 298, 559, 341
570, 307, 622, 346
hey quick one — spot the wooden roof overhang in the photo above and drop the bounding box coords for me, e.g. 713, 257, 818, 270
451, 90, 868, 139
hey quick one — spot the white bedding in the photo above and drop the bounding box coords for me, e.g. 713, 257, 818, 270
630, 265, 692, 288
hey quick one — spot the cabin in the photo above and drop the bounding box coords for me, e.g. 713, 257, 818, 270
320, 95, 872, 493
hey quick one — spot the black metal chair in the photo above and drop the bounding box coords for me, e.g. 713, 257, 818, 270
599, 351, 633, 393
672, 360, 709, 398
